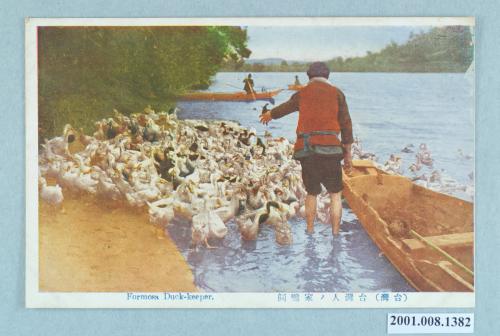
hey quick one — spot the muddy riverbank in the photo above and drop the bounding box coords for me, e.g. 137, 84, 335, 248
39, 193, 196, 292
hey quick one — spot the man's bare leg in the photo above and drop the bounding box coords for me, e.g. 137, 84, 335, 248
330, 191, 342, 235
305, 194, 317, 234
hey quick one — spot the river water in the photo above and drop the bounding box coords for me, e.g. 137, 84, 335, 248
167, 72, 474, 292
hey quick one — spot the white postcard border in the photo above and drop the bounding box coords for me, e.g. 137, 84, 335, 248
25, 17, 475, 27
26, 292, 474, 309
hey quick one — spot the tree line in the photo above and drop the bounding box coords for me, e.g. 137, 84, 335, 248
222, 26, 474, 73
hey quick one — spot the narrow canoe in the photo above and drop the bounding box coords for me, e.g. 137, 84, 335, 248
178, 89, 283, 102
342, 160, 474, 292
287, 84, 304, 91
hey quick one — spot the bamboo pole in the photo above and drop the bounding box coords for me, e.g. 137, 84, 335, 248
410, 229, 474, 277
224, 83, 245, 91
225, 82, 257, 101
249, 87, 257, 101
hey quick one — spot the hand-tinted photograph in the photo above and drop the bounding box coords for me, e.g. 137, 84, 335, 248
29, 18, 474, 306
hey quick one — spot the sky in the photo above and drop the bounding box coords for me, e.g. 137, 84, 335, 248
245, 26, 432, 61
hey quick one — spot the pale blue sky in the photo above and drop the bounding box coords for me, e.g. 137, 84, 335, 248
246, 26, 432, 61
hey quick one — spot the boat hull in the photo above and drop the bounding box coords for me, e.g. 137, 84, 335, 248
178, 89, 283, 102
287, 84, 304, 91
342, 160, 474, 292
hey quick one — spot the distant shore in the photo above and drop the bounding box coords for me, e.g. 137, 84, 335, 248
39, 192, 197, 292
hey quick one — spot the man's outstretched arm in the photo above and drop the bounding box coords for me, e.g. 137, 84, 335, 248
260, 92, 299, 125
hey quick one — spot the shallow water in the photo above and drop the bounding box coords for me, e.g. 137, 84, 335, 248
170, 72, 473, 292
167, 204, 414, 292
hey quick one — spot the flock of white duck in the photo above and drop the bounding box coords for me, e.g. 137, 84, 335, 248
39, 107, 474, 248
352, 137, 474, 199
38, 107, 341, 248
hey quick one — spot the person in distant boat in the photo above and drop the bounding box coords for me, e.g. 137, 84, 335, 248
294, 75, 301, 86
259, 62, 353, 236
243, 74, 255, 95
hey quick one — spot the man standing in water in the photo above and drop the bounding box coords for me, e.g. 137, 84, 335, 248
260, 62, 353, 235
243, 73, 255, 95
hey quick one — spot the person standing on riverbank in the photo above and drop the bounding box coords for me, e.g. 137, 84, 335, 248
243, 73, 255, 94
260, 62, 353, 236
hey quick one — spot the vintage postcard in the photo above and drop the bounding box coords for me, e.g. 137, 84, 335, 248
26, 17, 475, 308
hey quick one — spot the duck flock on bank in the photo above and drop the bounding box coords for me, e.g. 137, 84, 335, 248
38, 107, 342, 248
39, 107, 474, 248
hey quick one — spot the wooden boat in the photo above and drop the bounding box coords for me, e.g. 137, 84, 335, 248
178, 89, 283, 102
287, 84, 304, 91
342, 160, 474, 292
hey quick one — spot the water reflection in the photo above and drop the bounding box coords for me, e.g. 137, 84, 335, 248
166, 207, 415, 292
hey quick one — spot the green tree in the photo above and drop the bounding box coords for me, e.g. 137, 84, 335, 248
38, 26, 251, 138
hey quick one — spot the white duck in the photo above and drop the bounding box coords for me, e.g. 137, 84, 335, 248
298, 205, 306, 218
275, 185, 298, 205
207, 211, 228, 240
213, 193, 241, 223
110, 168, 133, 195
57, 162, 80, 189
279, 200, 300, 220
40, 159, 61, 179
96, 170, 121, 201
317, 208, 330, 225
316, 193, 331, 224
74, 171, 98, 194
46, 124, 75, 157
288, 174, 306, 200
176, 180, 195, 203
147, 198, 175, 227
197, 168, 212, 184
254, 201, 282, 227
41, 139, 64, 162
93, 121, 105, 140
236, 212, 259, 241
125, 180, 160, 207
125, 191, 147, 207
191, 198, 227, 248
247, 184, 265, 210
39, 177, 64, 207
154, 176, 174, 195
173, 200, 197, 221
384, 154, 402, 175
275, 218, 293, 245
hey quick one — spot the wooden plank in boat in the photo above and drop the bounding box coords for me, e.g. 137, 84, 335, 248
366, 167, 379, 176
402, 232, 474, 252
352, 159, 376, 168
438, 261, 474, 291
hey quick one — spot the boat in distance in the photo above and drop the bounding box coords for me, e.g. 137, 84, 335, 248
287, 84, 304, 91
178, 89, 283, 102
342, 160, 474, 292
